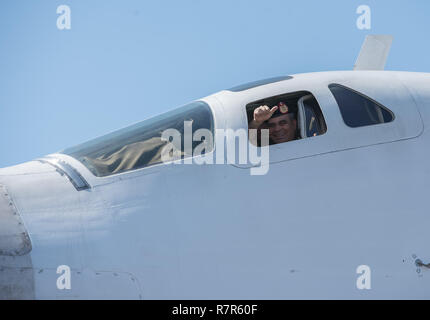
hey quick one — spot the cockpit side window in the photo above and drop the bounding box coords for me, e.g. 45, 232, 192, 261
246, 91, 326, 147
298, 94, 327, 138
61, 101, 214, 177
329, 83, 394, 128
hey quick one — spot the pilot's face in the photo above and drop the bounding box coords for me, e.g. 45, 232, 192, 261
266, 114, 297, 144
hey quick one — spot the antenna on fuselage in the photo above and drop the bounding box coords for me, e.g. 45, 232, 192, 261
353, 35, 393, 71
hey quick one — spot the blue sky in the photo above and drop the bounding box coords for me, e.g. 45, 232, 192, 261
0, 0, 428, 167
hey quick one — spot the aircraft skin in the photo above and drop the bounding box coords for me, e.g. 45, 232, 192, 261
1, 70, 430, 299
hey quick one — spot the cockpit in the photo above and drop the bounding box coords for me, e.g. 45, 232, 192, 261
60, 74, 399, 179
61, 101, 214, 177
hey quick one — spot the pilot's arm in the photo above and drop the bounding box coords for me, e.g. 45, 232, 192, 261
248, 105, 278, 146
249, 105, 278, 129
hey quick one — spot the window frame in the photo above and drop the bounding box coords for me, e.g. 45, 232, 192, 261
60, 100, 216, 178
328, 83, 395, 128
223, 73, 423, 170
297, 94, 328, 139
245, 90, 327, 147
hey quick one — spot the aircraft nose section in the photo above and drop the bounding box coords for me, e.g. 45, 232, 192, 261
0, 184, 32, 256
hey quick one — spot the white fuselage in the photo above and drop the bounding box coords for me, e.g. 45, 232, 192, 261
1, 71, 430, 299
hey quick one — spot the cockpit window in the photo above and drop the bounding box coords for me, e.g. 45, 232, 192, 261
61, 101, 214, 177
246, 91, 326, 147
329, 84, 394, 128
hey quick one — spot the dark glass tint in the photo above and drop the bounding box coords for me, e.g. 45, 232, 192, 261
329, 84, 394, 128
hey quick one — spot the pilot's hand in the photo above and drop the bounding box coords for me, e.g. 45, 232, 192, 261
253, 105, 278, 124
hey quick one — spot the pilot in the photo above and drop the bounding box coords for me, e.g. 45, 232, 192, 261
249, 102, 298, 145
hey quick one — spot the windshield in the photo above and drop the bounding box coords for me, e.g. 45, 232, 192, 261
61, 101, 214, 177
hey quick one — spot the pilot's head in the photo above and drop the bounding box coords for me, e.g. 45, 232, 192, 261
266, 102, 297, 144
